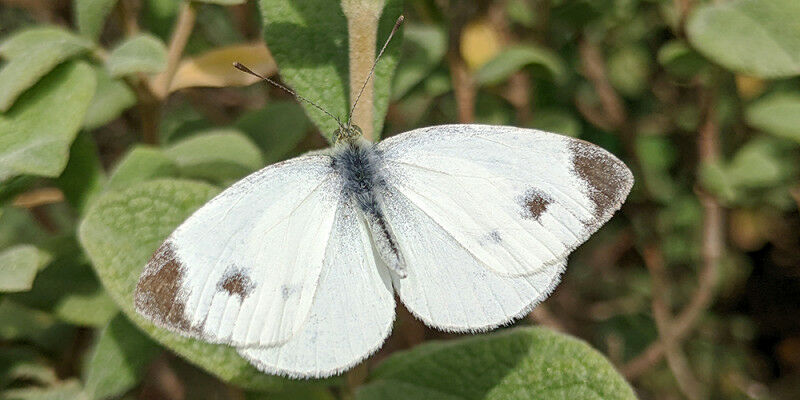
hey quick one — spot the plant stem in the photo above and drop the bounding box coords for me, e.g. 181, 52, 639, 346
154, 1, 197, 99
341, 0, 386, 141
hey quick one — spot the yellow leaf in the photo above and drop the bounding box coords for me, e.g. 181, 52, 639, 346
460, 20, 503, 71
735, 75, 766, 100
169, 43, 277, 92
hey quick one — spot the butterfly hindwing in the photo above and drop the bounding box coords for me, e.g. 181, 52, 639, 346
377, 124, 634, 277
382, 187, 566, 331
239, 199, 395, 378
135, 155, 344, 348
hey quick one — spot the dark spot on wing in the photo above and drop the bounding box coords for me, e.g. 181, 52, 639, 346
569, 141, 632, 221
217, 267, 255, 299
135, 242, 195, 332
520, 188, 553, 221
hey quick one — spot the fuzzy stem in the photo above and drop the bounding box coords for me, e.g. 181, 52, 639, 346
341, 0, 386, 141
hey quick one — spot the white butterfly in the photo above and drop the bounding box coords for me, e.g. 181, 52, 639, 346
134, 122, 633, 378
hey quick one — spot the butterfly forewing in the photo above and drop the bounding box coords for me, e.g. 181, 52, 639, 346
376, 124, 634, 277
134, 155, 344, 348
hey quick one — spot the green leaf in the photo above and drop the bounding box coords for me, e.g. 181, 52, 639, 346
259, 0, 403, 139
475, 45, 566, 86
9, 255, 118, 327
56, 132, 106, 213
657, 40, 708, 79
529, 108, 581, 137
164, 129, 264, 184
0, 299, 74, 352
607, 45, 651, 97
78, 179, 292, 390
746, 92, 800, 144
83, 66, 137, 130
1, 379, 84, 400
0, 27, 92, 112
392, 24, 447, 100
75, 0, 120, 40
687, 0, 800, 78
0, 27, 93, 111
0, 61, 96, 182
106, 33, 168, 77
106, 146, 178, 191
234, 101, 311, 162
726, 137, 797, 189
356, 327, 636, 400
0, 245, 51, 292
83, 314, 160, 400
0, 208, 47, 249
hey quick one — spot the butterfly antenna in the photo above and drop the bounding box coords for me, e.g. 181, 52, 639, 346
346, 15, 404, 128
233, 62, 345, 129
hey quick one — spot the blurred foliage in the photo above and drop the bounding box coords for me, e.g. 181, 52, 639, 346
1, 0, 799, 399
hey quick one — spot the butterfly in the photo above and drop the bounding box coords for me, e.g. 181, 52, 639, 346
133, 16, 633, 379
134, 121, 633, 378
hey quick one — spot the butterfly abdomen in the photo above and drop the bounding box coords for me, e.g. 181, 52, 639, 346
331, 139, 406, 277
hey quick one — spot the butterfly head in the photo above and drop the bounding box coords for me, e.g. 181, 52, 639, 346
334, 125, 363, 144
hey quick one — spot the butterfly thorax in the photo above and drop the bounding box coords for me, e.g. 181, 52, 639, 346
330, 132, 406, 277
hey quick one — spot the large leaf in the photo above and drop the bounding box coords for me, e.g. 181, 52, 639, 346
75, 0, 120, 40
0, 61, 97, 182
106, 34, 168, 78
0, 245, 51, 293
105, 146, 178, 191
392, 23, 447, 100
475, 44, 566, 86
164, 129, 264, 185
83, 314, 160, 400
0, 27, 93, 111
746, 92, 800, 144
234, 101, 311, 162
78, 179, 293, 390
356, 327, 636, 400
687, 0, 800, 78
259, 0, 403, 139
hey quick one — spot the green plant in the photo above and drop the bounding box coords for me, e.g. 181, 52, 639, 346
2, 0, 799, 399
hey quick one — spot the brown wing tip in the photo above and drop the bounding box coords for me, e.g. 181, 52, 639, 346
568, 140, 634, 223
134, 241, 194, 332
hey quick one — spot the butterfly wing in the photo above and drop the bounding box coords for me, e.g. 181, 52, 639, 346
134, 155, 345, 348
377, 124, 633, 277
382, 187, 565, 331
239, 199, 395, 378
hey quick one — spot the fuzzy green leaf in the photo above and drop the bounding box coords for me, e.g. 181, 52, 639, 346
475, 45, 566, 86
234, 101, 311, 162
106, 34, 168, 77
83, 314, 160, 400
105, 146, 178, 191
164, 129, 264, 185
356, 327, 636, 400
259, 0, 402, 140
687, 0, 800, 78
392, 23, 447, 100
78, 179, 294, 390
746, 92, 800, 144
0, 61, 97, 182
0, 27, 93, 111
83, 66, 137, 130
0, 245, 51, 292
75, 0, 119, 40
